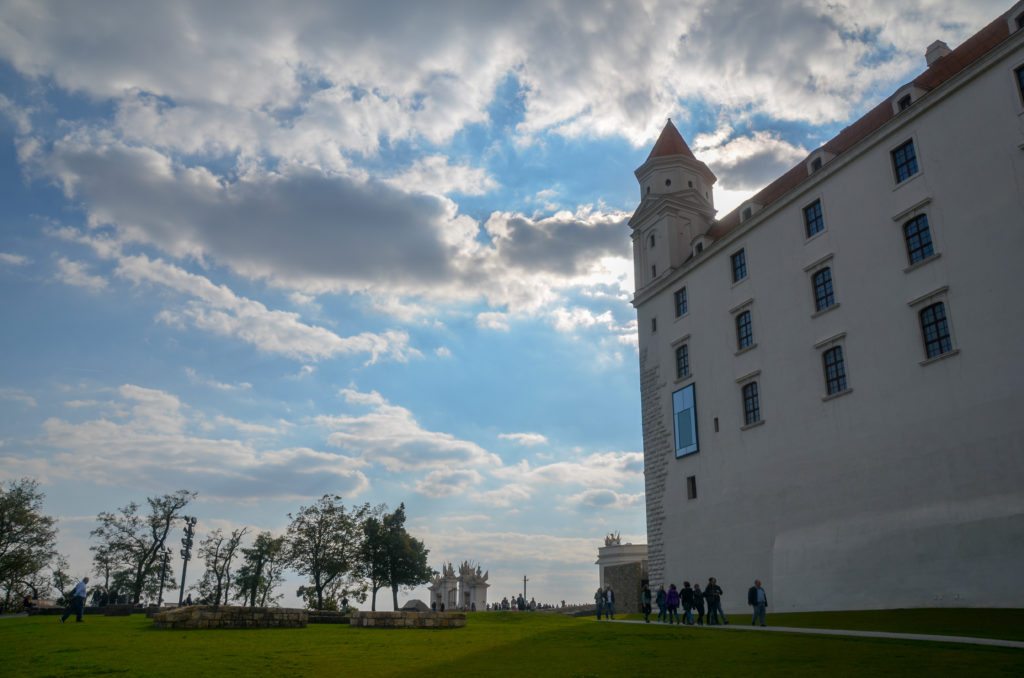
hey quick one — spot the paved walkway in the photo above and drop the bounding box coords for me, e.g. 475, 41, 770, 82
602, 619, 1024, 649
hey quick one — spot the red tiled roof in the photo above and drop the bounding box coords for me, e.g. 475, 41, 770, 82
705, 10, 1013, 233
647, 119, 697, 160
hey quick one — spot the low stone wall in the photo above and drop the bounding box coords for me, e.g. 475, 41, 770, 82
349, 611, 465, 629
104, 604, 134, 616
152, 605, 307, 630
307, 610, 350, 624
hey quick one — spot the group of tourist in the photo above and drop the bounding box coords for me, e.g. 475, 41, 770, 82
596, 578, 768, 627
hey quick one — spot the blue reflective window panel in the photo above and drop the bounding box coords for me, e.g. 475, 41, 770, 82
673, 384, 699, 457
674, 287, 687, 317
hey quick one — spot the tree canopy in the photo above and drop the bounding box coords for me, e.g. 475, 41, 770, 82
0, 478, 59, 609
360, 503, 432, 610
89, 489, 196, 604
286, 495, 368, 610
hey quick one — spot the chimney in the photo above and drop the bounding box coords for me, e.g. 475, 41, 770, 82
925, 40, 951, 67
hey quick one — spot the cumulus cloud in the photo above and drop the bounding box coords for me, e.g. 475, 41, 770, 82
564, 488, 645, 510
54, 257, 107, 291
18, 384, 369, 500
320, 388, 502, 472
499, 432, 548, 447
415, 468, 485, 498
491, 451, 644, 489
0, 388, 37, 408
0, 252, 30, 266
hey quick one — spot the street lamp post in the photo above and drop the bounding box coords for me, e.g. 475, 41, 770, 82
156, 545, 172, 608
177, 516, 198, 606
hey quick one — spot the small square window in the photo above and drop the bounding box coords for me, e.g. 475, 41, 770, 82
812, 267, 836, 312
731, 249, 747, 282
904, 215, 935, 264
674, 287, 688, 317
736, 310, 754, 350
822, 346, 848, 395
892, 139, 919, 183
742, 381, 760, 425
675, 344, 689, 379
920, 302, 953, 358
804, 200, 824, 238
686, 475, 697, 500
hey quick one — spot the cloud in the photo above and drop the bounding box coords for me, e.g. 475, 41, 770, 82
415, 468, 485, 498
54, 257, 108, 291
564, 488, 645, 511
0, 388, 38, 408
320, 388, 502, 472
112, 253, 420, 364
184, 367, 252, 391
491, 451, 644, 489
499, 432, 548, 447
14, 384, 370, 500
0, 252, 30, 266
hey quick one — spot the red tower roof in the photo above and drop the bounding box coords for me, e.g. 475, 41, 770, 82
647, 119, 697, 160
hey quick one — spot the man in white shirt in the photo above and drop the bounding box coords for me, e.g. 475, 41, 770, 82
61, 577, 90, 623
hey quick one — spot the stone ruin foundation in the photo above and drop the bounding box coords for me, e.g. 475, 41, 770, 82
349, 611, 466, 629
152, 605, 307, 630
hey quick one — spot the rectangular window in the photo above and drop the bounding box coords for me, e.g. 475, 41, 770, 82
686, 475, 697, 500
1016, 65, 1024, 103
675, 344, 689, 379
804, 200, 824, 237
674, 287, 688, 317
823, 346, 848, 395
736, 310, 753, 349
904, 214, 935, 264
742, 382, 760, 425
673, 384, 699, 457
651, 317, 657, 333
892, 139, 919, 183
812, 267, 836, 311
651, 264, 657, 278
920, 302, 953, 358
731, 249, 747, 282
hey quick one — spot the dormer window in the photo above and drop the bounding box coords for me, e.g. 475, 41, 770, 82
742, 207, 752, 220
897, 94, 912, 111
810, 157, 822, 172
891, 84, 926, 115
805, 148, 835, 174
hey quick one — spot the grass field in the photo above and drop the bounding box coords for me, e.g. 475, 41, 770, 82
2, 609, 1022, 677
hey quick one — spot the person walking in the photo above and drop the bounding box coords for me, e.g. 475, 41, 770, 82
655, 585, 667, 623
61, 577, 89, 623
706, 577, 728, 625
692, 583, 705, 626
665, 584, 681, 624
604, 585, 615, 620
681, 581, 695, 624
641, 584, 652, 623
594, 587, 604, 620
748, 579, 767, 627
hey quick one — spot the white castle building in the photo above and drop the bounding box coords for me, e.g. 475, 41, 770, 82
427, 561, 489, 611
632, 3, 1024, 611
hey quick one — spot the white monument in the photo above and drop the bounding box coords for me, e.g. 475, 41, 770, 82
428, 561, 489, 611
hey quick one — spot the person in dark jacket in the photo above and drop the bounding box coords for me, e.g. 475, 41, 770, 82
681, 581, 695, 624
655, 585, 667, 623
748, 579, 767, 626
691, 583, 705, 625
641, 584, 652, 623
594, 587, 604, 619
705, 577, 728, 625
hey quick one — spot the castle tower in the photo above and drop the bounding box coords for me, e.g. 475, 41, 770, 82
629, 119, 717, 293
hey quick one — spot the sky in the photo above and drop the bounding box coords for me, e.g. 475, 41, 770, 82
0, 0, 1010, 609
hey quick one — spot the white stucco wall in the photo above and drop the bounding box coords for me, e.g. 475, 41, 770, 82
634, 25, 1024, 612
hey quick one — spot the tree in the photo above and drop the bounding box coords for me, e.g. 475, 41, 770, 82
89, 490, 196, 604
286, 495, 368, 610
197, 527, 247, 605
359, 503, 432, 610
0, 478, 59, 611
234, 531, 285, 607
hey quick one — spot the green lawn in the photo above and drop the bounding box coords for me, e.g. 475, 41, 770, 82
2, 610, 1021, 677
